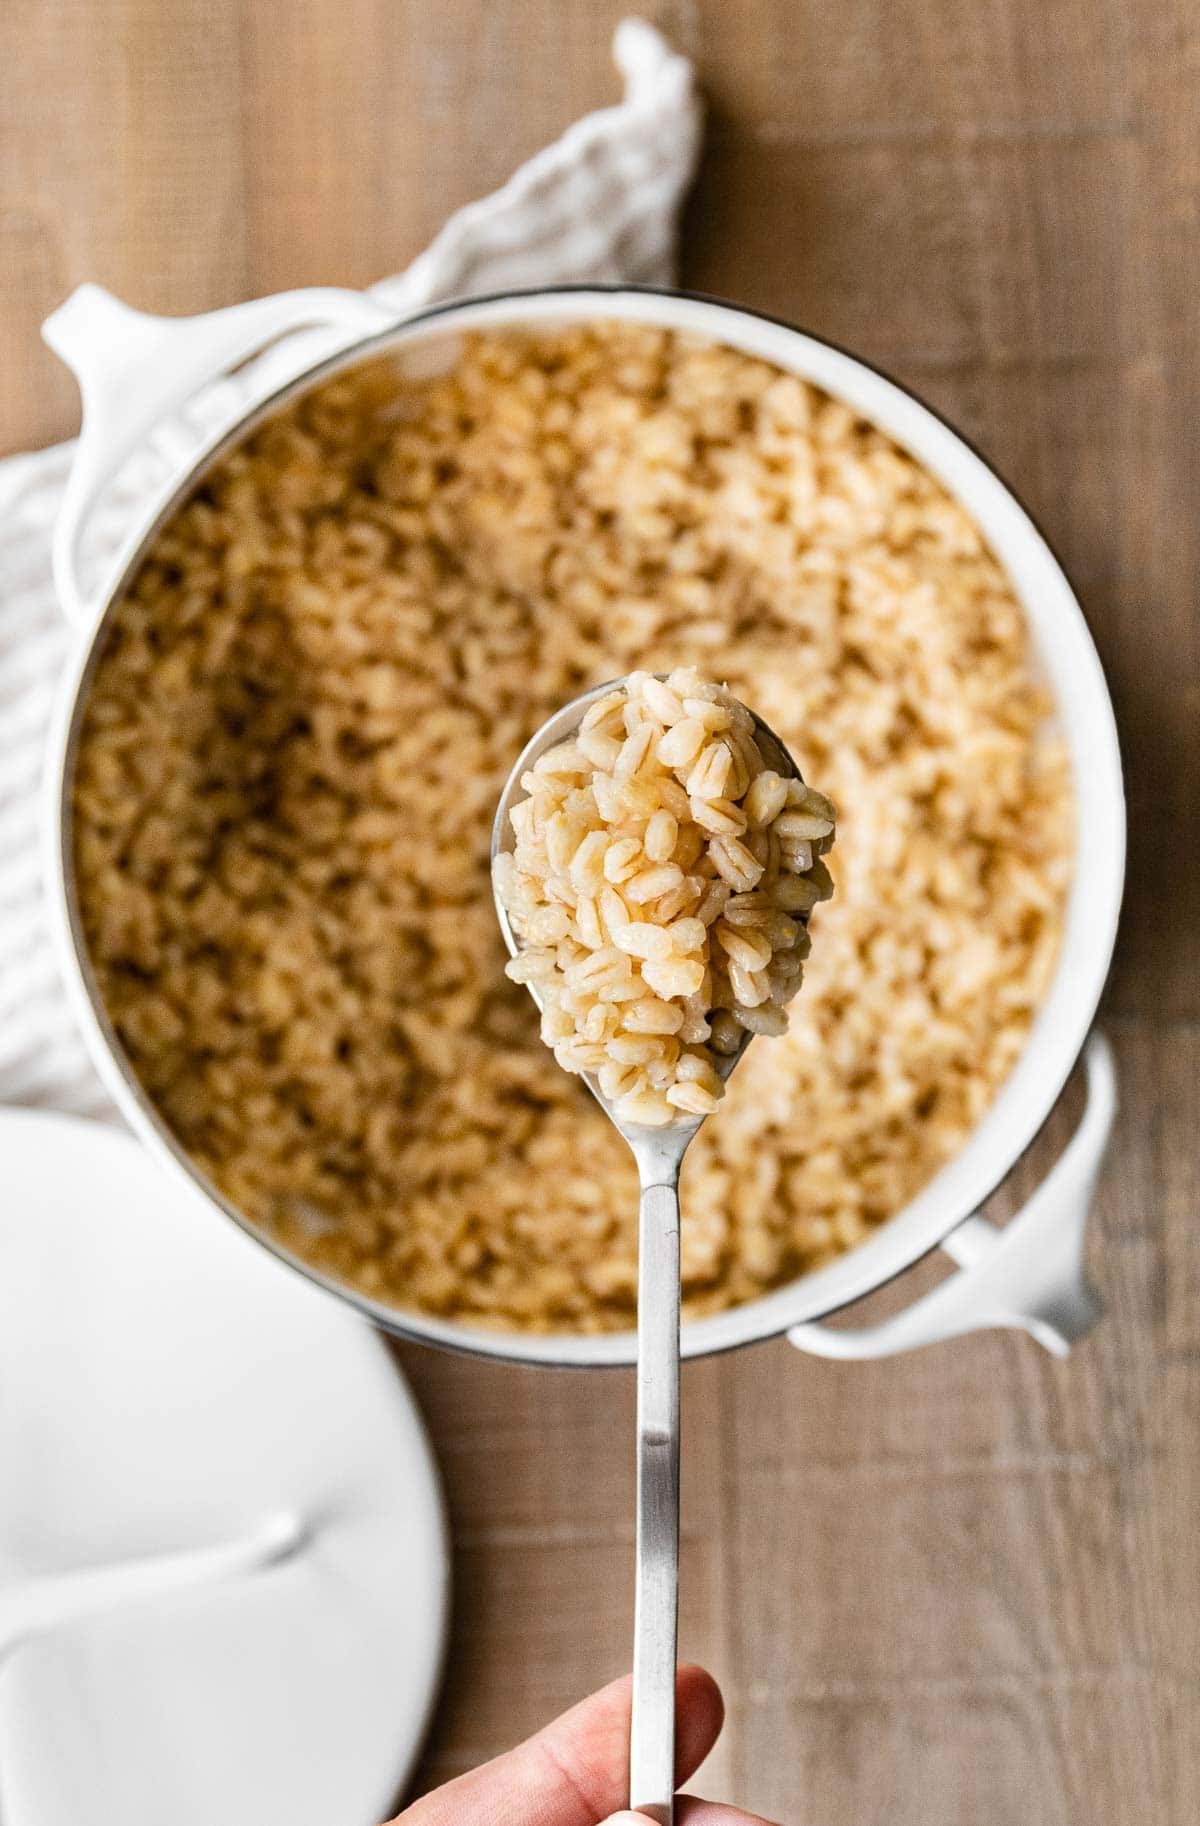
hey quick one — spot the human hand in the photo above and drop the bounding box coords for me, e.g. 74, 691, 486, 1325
387, 1664, 780, 1825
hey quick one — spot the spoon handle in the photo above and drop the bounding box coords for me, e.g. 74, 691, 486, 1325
630, 1176, 681, 1826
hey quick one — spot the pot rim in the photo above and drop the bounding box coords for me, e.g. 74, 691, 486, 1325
46, 283, 1126, 1367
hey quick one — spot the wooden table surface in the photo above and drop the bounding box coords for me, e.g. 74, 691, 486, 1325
2, 4, 1195, 1821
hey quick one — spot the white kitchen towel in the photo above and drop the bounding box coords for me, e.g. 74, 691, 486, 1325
0, 18, 700, 1118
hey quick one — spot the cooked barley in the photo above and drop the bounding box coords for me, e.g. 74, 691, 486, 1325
496, 669, 833, 1124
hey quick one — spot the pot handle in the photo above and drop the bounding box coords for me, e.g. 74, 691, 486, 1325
42, 282, 399, 629
787, 1031, 1115, 1360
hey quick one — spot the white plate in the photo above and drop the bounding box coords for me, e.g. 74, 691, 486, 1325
0, 1109, 449, 1826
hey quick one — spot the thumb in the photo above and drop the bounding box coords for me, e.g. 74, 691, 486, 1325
599, 1806, 784, 1824
397, 1665, 723, 1825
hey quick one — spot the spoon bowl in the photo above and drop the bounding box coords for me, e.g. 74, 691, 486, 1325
491, 677, 807, 1145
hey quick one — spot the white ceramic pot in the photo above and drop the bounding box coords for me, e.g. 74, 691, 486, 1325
41, 283, 1125, 1367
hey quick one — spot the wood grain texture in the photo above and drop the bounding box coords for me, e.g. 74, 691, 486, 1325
2, 2, 1195, 1821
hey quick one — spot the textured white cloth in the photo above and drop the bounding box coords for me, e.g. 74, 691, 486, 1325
0, 19, 700, 1119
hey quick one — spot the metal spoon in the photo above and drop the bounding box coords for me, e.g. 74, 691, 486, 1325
492, 678, 805, 1826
